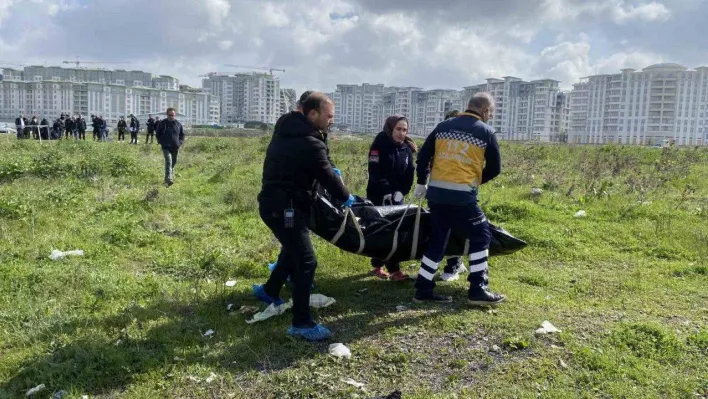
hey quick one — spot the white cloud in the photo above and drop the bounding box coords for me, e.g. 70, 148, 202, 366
0, 0, 698, 96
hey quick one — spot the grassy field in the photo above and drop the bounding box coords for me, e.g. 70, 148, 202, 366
0, 134, 707, 399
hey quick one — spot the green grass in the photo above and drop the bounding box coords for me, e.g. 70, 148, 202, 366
0, 135, 707, 398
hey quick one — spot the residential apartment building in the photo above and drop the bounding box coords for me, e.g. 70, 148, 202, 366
280, 89, 297, 115
201, 73, 284, 124
465, 77, 569, 142
569, 63, 708, 146
330, 84, 463, 135
0, 65, 218, 125
330, 84, 386, 133
330, 79, 567, 140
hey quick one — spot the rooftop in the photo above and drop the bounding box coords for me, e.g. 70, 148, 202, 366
642, 63, 688, 72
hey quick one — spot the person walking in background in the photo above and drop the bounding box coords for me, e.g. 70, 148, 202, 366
91, 115, 98, 141
253, 93, 354, 342
155, 108, 184, 186
117, 117, 127, 142
40, 117, 49, 140
64, 115, 74, 140
365, 115, 416, 282
30, 116, 39, 140
129, 115, 140, 144
412, 93, 505, 306
99, 115, 108, 142
76, 115, 87, 141
145, 114, 155, 144
15, 114, 24, 140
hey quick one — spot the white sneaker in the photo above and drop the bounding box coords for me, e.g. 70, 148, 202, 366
439, 262, 468, 281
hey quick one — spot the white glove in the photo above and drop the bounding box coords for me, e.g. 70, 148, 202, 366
394, 191, 404, 203
382, 194, 393, 204
414, 184, 427, 199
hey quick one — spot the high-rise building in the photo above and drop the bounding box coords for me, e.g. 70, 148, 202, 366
0, 66, 218, 125
465, 77, 569, 142
569, 63, 708, 146
330, 84, 387, 132
280, 89, 297, 115
201, 73, 283, 124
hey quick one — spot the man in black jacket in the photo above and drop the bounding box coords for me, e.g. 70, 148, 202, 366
117, 117, 127, 142
155, 108, 184, 186
254, 92, 354, 342
129, 115, 140, 144
15, 114, 24, 139
64, 115, 74, 140
145, 114, 155, 144
40, 118, 50, 140
76, 115, 87, 140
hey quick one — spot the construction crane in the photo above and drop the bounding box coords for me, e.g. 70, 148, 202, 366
223, 64, 285, 75
62, 58, 131, 68
198, 72, 236, 78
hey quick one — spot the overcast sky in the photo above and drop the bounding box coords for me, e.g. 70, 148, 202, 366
1, 0, 706, 94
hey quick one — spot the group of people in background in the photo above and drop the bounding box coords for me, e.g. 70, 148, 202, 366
13, 113, 161, 144
254, 90, 504, 342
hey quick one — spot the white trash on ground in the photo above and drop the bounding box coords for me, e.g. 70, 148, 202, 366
341, 378, 365, 389
395, 305, 408, 312
574, 210, 587, 218
224, 280, 237, 287
203, 329, 215, 337
309, 294, 336, 308
226, 303, 234, 311
246, 301, 293, 324
25, 384, 45, 396
535, 321, 562, 334
49, 249, 84, 260
531, 188, 544, 195
328, 343, 352, 359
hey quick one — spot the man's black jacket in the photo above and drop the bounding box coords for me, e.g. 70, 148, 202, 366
259, 111, 349, 213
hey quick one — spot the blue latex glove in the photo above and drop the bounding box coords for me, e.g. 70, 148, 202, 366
333, 168, 342, 177
343, 194, 355, 208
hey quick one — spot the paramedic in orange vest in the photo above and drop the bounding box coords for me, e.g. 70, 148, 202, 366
413, 92, 505, 305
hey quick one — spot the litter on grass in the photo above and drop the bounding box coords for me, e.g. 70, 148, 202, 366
329, 343, 352, 359
203, 329, 215, 337
238, 305, 259, 314
26, 384, 45, 396
49, 249, 84, 260
341, 378, 365, 389
310, 294, 336, 308
246, 301, 293, 324
224, 280, 237, 287
535, 321, 562, 334
574, 210, 587, 218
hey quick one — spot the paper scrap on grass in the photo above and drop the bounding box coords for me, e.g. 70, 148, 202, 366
535, 321, 562, 334
25, 384, 45, 396
328, 343, 351, 359
238, 305, 259, 314
574, 210, 587, 218
341, 378, 365, 389
49, 249, 84, 260
203, 329, 215, 337
310, 294, 336, 308
246, 301, 293, 324
531, 188, 543, 195
224, 280, 237, 287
